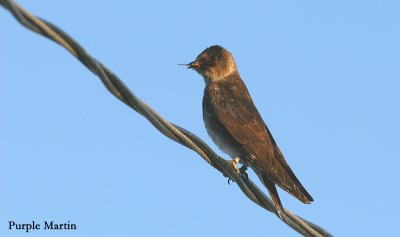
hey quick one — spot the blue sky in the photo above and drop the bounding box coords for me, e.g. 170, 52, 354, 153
1, 1, 399, 236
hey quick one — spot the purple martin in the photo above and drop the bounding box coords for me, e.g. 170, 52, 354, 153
186, 45, 313, 217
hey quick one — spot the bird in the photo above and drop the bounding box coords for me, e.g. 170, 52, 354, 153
185, 45, 313, 218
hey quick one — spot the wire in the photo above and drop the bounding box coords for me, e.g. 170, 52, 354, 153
0, 1, 332, 236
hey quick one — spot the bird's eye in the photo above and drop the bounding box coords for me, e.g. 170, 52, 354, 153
211, 55, 218, 61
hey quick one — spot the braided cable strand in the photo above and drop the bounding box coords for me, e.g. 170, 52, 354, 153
0, 1, 332, 236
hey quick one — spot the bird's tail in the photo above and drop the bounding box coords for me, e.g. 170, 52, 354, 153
264, 128, 314, 205
258, 173, 285, 219
259, 168, 314, 204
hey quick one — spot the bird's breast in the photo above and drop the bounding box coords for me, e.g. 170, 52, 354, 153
202, 89, 242, 159
203, 111, 241, 159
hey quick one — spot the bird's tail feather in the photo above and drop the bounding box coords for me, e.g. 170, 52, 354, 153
258, 173, 285, 218
259, 169, 313, 206
265, 127, 314, 204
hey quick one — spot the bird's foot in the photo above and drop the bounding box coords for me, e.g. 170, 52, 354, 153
227, 158, 249, 184
229, 157, 241, 173
227, 158, 240, 185
239, 166, 249, 180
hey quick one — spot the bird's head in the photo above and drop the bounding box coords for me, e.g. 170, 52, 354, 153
186, 45, 237, 83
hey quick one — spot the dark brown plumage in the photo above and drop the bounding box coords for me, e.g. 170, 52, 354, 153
187, 45, 313, 217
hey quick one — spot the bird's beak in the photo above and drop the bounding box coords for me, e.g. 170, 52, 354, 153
187, 61, 201, 69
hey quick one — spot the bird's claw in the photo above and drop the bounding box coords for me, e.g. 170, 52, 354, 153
226, 158, 240, 185
239, 166, 249, 180
229, 157, 241, 174
227, 158, 249, 184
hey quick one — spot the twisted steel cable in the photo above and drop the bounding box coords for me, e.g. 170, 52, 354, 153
0, 1, 332, 236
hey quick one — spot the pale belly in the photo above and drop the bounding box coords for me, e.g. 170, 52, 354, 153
203, 109, 243, 160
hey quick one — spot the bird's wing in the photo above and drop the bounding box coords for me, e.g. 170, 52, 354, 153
205, 77, 313, 203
